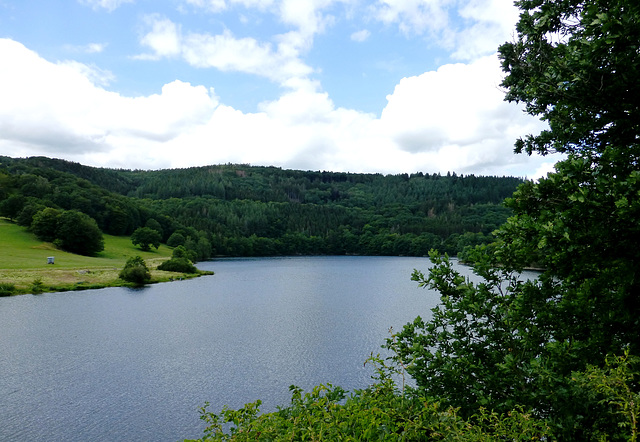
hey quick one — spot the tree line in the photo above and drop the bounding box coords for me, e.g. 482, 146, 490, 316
0, 156, 521, 258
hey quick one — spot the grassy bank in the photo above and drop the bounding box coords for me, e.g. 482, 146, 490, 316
0, 218, 210, 295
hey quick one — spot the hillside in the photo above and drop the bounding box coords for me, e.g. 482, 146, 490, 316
0, 155, 524, 258
0, 218, 188, 295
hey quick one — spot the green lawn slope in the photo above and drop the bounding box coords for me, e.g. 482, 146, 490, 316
0, 218, 204, 295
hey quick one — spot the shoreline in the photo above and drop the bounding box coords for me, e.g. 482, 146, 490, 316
0, 264, 213, 297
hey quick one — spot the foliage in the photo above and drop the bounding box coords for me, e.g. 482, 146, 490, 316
0, 282, 16, 296
573, 350, 640, 442
499, 0, 640, 156
54, 210, 104, 256
389, 0, 640, 439
29, 207, 105, 256
30, 207, 61, 241
157, 245, 199, 273
187, 356, 552, 442
118, 255, 151, 285
157, 257, 198, 274
131, 226, 161, 251
0, 156, 522, 259
167, 232, 186, 248
30, 277, 45, 294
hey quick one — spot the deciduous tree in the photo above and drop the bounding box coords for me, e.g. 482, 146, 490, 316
131, 226, 161, 251
391, 0, 640, 438
54, 210, 104, 256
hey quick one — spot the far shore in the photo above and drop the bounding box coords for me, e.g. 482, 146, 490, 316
0, 218, 212, 296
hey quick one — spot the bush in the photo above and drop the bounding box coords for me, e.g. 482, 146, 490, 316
190, 356, 553, 441
157, 257, 198, 274
0, 283, 16, 296
30, 278, 45, 294
119, 256, 151, 285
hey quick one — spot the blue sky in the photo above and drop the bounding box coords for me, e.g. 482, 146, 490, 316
0, 0, 562, 177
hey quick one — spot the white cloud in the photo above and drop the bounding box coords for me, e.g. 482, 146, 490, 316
0, 38, 557, 178
378, 54, 554, 175
350, 29, 370, 42
451, 0, 520, 60
57, 60, 115, 87
278, 0, 336, 35
0, 39, 217, 164
78, 0, 134, 12
371, 0, 451, 36
136, 16, 313, 86
135, 16, 182, 60
370, 0, 520, 61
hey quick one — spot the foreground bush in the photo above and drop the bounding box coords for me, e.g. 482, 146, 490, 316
187, 352, 640, 441
186, 356, 553, 442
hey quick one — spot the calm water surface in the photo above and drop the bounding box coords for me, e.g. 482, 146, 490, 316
0, 256, 455, 441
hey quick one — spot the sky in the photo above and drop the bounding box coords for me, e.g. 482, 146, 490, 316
0, 0, 563, 178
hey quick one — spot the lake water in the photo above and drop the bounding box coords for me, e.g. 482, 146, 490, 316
0, 256, 461, 441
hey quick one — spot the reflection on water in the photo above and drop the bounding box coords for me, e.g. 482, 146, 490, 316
0, 256, 461, 441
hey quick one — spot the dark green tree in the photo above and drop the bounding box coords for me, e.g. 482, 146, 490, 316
166, 231, 186, 248
131, 227, 161, 251
0, 194, 25, 221
145, 218, 163, 238
30, 207, 61, 241
390, 0, 640, 439
16, 201, 46, 227
55, 210, 104, 256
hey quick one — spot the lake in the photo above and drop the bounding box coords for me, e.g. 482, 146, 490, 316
0, 256, 463, 441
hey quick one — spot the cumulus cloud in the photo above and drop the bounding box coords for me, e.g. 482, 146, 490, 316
378, 54, 555, 175
0, 39, 217, 166
136, 15, 313, 86
451, 0, 520, 60
58, 61, 115, 87
370, 0, 520, 61
0, 38, 559, 177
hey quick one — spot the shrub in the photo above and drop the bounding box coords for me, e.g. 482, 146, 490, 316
157, 257, 198, 274
119, 256, 151, 285
30, 278, 45, 294
0, 283, 16, 296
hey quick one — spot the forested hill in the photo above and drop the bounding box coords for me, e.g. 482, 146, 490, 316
0, 155, 524, 258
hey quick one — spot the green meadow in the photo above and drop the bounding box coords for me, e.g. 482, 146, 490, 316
0, 218, 203, 295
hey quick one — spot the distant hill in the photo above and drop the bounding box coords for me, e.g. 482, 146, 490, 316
0, 155, 525, 258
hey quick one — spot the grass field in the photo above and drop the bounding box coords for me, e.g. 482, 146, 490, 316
0, 218, 207, 295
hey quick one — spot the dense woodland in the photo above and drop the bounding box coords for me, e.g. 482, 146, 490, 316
0, 155, 521, 258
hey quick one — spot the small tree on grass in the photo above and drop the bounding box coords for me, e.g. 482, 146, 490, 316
131, 227, 161, 251
119, 256, 151, 285
56, 210, 104, 256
